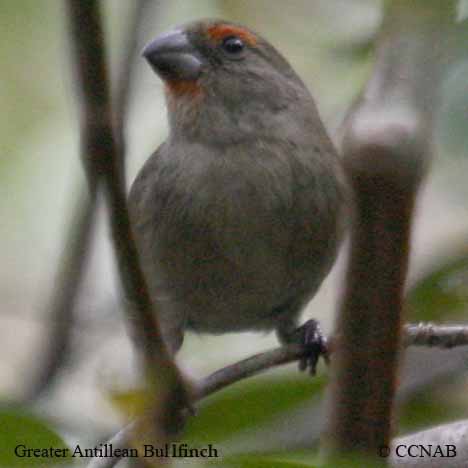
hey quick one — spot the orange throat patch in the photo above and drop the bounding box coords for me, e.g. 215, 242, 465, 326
165, 80, 203, 98
164, 80, 204, 116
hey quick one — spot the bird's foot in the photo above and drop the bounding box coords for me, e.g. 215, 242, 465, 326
295, 319, 328, 375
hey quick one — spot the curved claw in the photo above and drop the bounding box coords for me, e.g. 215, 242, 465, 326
297, 319, 327, 375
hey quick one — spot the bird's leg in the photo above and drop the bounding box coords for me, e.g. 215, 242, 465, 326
276, 319, 328, 375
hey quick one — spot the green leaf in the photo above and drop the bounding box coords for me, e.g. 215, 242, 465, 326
406, 251, 468, 321
398, 383, 468, 434
207, 450, 381, 468
207, 453, 318, 468
183, 374, 326, 446
0, 407, 69, 467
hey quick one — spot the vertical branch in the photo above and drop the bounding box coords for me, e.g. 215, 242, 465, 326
25, 0, 157, 404
65, 0, 189, 454
325, 0, 457, 462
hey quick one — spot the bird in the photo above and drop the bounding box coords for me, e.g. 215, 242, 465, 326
129, 19, 348, 373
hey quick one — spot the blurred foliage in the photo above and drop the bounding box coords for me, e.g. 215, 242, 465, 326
110, 374, 326, 446
208, 454, 318, 468
438, 60, 468, 159
211, 450, 322, 468
183, 375, 326, 447
0, 407, 69, 467
406, 249, 468, 321
0, 0, 63, 171
109, 375, 326, 466
398, 382, 468, 435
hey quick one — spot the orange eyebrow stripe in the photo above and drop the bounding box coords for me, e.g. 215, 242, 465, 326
206, 24, 257, 46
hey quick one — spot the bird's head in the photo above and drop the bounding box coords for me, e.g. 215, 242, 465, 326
143, 19, 314, 143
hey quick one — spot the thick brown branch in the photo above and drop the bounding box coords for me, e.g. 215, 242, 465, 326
325, 0, 457, 461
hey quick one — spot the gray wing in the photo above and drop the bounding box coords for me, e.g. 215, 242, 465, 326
128, 143, 186, 353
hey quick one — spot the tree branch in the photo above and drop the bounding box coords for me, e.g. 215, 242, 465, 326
25, 1, 159, 404
65, 0, 190, 455
404, 323, 468, 348
195, 344, 306, 400
86, 321, 468, 467
325, 0, 457, 462
196, 323, 468, 402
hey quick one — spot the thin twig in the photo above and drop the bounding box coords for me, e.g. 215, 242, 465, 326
195, 344, 306, 400
86, 321, 468, 467
404, 323, 468, 349
196, 323, 468, 402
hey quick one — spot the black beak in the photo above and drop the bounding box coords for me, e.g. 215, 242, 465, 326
142, 30, 203, 81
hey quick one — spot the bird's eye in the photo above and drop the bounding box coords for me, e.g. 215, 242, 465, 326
221, 36, 245, 56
